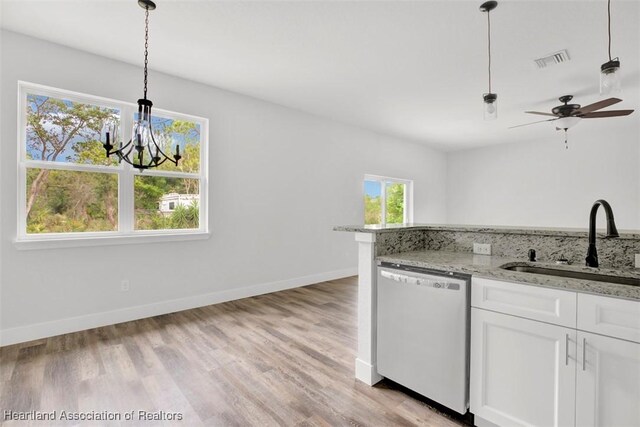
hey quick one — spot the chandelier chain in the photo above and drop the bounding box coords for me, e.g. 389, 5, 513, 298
143, 5, 150, 99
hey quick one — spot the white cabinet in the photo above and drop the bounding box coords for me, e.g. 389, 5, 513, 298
470, 308, 576, 427
472, 277, 577, 327
577, 293, 640, 343
470, 277, 640, 427
575, 331, 640, 427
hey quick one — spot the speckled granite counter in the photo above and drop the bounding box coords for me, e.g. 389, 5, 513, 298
377, 250, 640, 301
335, 223, 640, 268
334, 223, 640, 239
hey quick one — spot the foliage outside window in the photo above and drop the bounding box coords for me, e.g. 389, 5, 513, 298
364, 175, 412, 225
18, 82, 208, 243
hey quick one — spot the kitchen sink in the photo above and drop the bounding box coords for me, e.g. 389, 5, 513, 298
501, 265, 640, 286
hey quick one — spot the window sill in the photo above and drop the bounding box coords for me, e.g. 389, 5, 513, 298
13, 231, 211, 251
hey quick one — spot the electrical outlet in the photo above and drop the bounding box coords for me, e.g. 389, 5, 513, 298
473, 243, 492, 255
635, 254, 640, 269
121, 279, 130, 292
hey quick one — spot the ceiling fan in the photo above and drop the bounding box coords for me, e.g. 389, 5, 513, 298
510, 95, 634, 131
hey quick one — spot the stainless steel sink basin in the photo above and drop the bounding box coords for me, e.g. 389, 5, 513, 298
501, 265, 640, 286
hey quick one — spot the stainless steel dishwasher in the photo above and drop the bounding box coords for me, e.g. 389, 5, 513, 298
376, 261, 471, 415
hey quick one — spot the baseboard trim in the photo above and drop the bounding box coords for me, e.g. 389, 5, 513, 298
355, 357, 383, 386
0, 267, 357, 346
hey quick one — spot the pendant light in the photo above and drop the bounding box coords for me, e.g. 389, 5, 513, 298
480, 1, 498, 120
103, 0, 181, 170
600, 0, 621, 95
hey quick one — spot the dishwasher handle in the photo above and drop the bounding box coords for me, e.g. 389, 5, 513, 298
380, 270, 461, 290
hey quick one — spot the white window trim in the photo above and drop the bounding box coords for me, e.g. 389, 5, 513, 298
15, 81, 210, 250
364, 174, 414, 225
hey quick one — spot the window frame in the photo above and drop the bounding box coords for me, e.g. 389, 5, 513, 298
363, 174, 413, 225
15, 81, 209, 250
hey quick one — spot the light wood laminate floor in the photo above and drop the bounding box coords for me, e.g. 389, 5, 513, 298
1, 277, 464, 426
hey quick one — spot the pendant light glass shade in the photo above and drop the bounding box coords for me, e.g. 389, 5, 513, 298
483, 93, 497, 120
600, 59, 621, 95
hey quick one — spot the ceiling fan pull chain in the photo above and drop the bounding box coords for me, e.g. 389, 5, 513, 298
564, 129, 569, 149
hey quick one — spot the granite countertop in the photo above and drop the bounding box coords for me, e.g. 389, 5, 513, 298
334, 223, 640, 239
377, 250, 640, 301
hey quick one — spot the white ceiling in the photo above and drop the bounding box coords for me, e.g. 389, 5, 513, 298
2, 0, 639, 151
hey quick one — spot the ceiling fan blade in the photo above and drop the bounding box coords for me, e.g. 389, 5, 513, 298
581, 109, 634, 118
525, 111, 557, 117
576, 98, 622, 114
509, 118, 557, 129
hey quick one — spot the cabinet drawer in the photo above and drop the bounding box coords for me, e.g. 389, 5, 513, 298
472, 277, 577, 328
577, 294, 640, 343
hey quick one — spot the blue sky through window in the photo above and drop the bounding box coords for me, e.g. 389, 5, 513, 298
364, 180, 381, 198
26, 94, 200, 166
26, 94, 118, 163
134, 112, 201, 149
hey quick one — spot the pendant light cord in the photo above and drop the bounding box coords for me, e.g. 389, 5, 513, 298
143, 5, 150, 100
487, 11, 492, 93
607, 0, 612, 61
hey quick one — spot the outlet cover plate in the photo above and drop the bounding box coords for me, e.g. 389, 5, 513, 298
474, 243, 492, 256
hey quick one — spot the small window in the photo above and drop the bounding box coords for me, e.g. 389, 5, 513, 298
363, 175, 412, 225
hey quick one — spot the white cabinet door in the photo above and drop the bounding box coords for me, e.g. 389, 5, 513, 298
470, 308, 576, 427
576, 331, 640, 427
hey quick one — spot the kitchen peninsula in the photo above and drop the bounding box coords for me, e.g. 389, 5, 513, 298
334, 223, 640, 387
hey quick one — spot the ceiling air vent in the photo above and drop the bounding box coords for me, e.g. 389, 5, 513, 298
534, 49, 571, 69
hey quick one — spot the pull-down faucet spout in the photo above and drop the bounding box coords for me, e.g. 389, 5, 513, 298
585, 199, 619, 268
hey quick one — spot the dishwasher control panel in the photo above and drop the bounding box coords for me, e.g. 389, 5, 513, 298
380, 269, 461, 290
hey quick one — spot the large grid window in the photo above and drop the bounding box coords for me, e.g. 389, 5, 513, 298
364, 175, 413, 225
17, 82, 208, 246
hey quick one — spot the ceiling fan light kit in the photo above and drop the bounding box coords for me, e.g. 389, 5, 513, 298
480, 1, 498, 121
600, 0, 621, 95
554, 116, 581, 130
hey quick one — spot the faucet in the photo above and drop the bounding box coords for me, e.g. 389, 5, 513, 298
585, 199, 619, 268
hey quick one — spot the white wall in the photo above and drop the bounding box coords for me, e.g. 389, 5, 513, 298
446, 122, 640, 230
0, 31, 447, 344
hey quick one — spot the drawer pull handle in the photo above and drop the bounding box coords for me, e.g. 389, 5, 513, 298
582, 338, 587, 371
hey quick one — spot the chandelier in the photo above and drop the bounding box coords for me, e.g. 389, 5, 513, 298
103, 0, 181, 170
